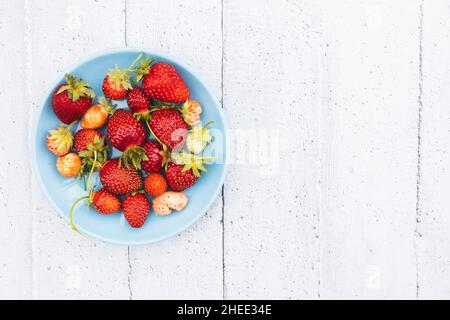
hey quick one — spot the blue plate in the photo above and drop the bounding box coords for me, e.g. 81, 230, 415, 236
32, 49, 227, 245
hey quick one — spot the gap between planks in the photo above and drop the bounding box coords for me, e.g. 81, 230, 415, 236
414, 0, 424, 300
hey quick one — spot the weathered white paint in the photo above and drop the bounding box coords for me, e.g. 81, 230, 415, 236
0, 0, 449, 300
126, 0, 224, 300
28, 0, 130, 299
417, 0, 450, 299
317, 0, 420, 299
0, 0, 32, 300
223, 0, 322, 299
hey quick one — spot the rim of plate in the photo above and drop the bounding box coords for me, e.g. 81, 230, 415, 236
31, 48, 228, 245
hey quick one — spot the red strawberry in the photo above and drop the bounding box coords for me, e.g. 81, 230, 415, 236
127, 87, 150, 115
100, 159, 143, 195
123, 193, 150, 228
107, 109, 148, 169
70, 188, 121, 232
102, 53, 147, 100
166, 152, 213, 191
165, 163, 198, 192
52, 74, 95, 124
142, 62, 190, 103
149, 109, 188, 150
145, 173, 167, 197
81, 97, 115, 129
102, 74, 131, 100
141, 141, 170, 173
74, 129, 104, 152
92, 189, 121, 215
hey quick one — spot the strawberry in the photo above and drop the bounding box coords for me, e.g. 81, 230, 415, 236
52, 74, 95, 124
81, 97, 115, 129
107, 109, 148, 169
123, 193, 150, 228
91, 189, 121, 215
165, 163, 198, 192
166, 152, 214, 191
46, 123, 75, 156
75, 130, 109, 190
127, 87, 150, 116
142, 62, 190, 103
181, 99, 203, 126
56, 153, 81, 178
141, 141, 170, 173
145, 173, 167, 197
102, 53, 147, 100
74, 129, 104, 152
149, 109, 188, 150
102, 74, 131, 100
186, 121, 214, 154
100, 159, 143, 195
70, 188, 121, 232
153, 192, 188, 216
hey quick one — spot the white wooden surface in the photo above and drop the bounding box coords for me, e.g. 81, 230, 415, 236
1, 0, 450, 299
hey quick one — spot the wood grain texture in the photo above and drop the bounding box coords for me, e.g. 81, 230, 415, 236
28, 0, 130, 299
126, 0, 223, 299
223, 0, 322, 299
0, 0, 32, 299
318, 0, 419, 299
417, 0, 450, 299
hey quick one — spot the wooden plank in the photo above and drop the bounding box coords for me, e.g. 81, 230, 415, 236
417, 0, 450, 299
0, 0, 32, 299
223, 0, 322, 299
126, 0, 223, 299
318, 0, 419, 298
29, 0, 131, 299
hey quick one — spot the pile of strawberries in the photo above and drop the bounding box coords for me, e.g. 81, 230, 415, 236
46, 53, 214, 230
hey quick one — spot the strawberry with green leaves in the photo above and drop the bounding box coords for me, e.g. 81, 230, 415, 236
141, 141, 170, 173
46, 123, 75, 156
81, 97, 115, 129
102, 52, 152, 100
74, 129, 109, 189
70, 188, 121, 232
74, 129, 104, 152
107, 109, 148, 169
52, 74, 96, 124
166, 152, 215, 191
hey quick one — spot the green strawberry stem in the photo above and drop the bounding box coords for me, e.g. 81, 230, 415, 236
67, 121, 77, 131
86, 150, 97, 191
128, 52, 144, 71
70, 195, 90, 232
82, 174, 87, 191
144, 119, 166, 148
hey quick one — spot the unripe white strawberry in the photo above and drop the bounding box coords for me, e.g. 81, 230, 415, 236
186, 121, 214, 154
181, 99, 202, 126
